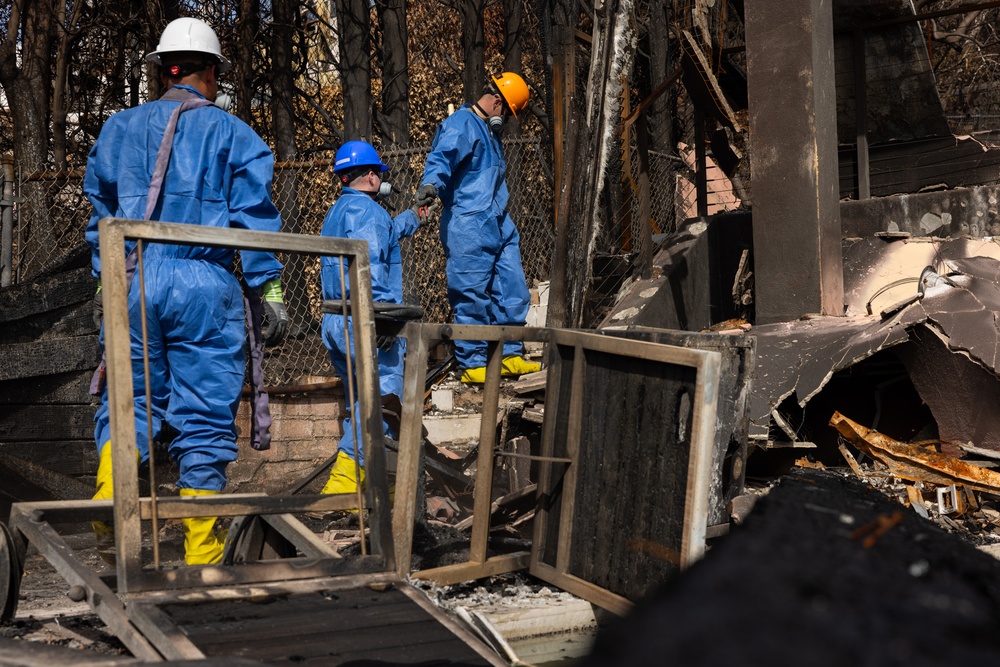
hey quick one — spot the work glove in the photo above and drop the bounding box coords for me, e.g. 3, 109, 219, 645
92, 282, 103, 329
409, 199, 440, 226
414, 184, 437, 208
376, 334, 396, 351
261, 278, 289, 346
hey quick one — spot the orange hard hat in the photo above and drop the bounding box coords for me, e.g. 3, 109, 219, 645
492, 72, 530, 118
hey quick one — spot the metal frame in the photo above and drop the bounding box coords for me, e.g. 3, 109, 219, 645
3, 219, 398, 660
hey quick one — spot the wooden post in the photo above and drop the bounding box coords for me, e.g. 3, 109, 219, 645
745, 0, 844, 323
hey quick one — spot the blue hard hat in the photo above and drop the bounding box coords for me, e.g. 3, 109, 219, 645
334, 140, 389, 174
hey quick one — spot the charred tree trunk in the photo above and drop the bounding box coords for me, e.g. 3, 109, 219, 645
501, 0, 523, 138
376, 0, 410, 145
270, 0, 306, 335
270, 0, 298, 172
145, 0, 179, 101
502, 0, 522, 75
460, 0, 485, 103
52, 0, 82, 170
647, 0, 676, 234
0, 0, 55, 278
336, 0, 372, 141
546, 0, 578, 329
548, 0, 637, 328
237, 0, 260, 122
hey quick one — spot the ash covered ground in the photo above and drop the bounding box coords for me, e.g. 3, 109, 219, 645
8, 461, 1000, 665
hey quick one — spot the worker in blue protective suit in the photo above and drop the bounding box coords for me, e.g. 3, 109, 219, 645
415, 72, 541, 384
319, 141, 429, 495
83, 17, 288, 566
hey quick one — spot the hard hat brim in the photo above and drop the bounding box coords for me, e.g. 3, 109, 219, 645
146, 50, 232, 75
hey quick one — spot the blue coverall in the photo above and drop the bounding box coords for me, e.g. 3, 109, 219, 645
320, 188, 419, 466
84, 84, 284, 492
420, 104, 531, 369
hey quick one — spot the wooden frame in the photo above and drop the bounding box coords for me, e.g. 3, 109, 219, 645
529, 330, 721, 615
2, 220, 389, 656
96, 218, 392, 593
0, 220, 511, 664
392, 323, 721, 608
393, 322, 550, 585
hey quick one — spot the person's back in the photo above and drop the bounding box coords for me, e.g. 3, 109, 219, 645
85, 85, 281, 285
83, 17, 287, 567
320, 186, 407, 306
318, 141, 423, 495
423, 106, 509, 218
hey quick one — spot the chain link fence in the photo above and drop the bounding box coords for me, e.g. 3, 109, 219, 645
0, 138, 554, 386
582, 2, 748, 325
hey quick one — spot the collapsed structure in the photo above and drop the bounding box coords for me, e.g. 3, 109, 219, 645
5, 0, 1000, 664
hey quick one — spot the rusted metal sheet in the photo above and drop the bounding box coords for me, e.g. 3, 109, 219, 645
830, 411, 1000, 494
896, 327, 1000, 455
749, 314, 911, 440
753, 255, 1000, 451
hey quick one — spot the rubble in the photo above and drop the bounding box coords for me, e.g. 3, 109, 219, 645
576, 468, 1000, 667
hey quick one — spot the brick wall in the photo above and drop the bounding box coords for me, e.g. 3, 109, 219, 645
229, 382, 347, 494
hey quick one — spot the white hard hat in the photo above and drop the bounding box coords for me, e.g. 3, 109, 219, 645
145, 17, 231, 74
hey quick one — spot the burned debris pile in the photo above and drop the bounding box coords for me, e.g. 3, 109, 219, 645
579, 467, 1000, 667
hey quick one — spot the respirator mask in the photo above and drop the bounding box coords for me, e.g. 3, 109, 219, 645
375, 181, 395, 201
214, 92, 232, 111
488, 115, 505, 133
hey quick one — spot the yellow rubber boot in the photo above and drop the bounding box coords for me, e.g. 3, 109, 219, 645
91, 442, 116, 565
179, 489, 225, 566
321, 451, 365, 495
501, 354, 541, 377
460, 366, 487, 384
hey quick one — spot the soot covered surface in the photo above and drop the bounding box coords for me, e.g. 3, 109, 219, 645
579, 468, 1000, 666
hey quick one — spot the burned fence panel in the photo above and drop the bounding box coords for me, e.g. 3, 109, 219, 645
0, 245, 100, 514
531, 331, 720, 612
601, 327, 754, 529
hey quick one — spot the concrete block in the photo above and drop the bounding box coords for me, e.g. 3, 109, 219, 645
423, 414, 483, 445
431, 388, 454, 412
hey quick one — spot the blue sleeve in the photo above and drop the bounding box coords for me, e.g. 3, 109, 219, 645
354, 208, 395, 304
229, 128, 284, 289
83, 120, 124, 279
421, 119, 473, 199
393, 209, 420, 240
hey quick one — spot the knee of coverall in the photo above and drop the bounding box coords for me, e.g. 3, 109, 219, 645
446, 263, 494, 368
157, 260, 244, 491
493, 230, 531, 326
335, 339, 405, 467
94, 269, 170, 464
175, 449, 233, 492
93, 405, 155, 467
445, 254, 494, 325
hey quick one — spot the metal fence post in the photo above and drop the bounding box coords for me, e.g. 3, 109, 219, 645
1, 155, 14, 287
